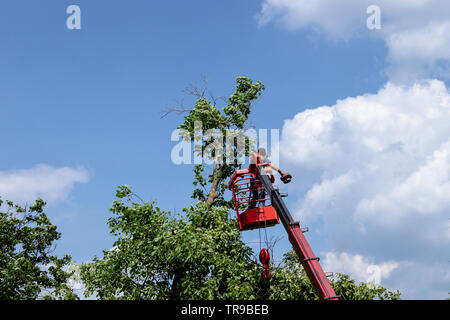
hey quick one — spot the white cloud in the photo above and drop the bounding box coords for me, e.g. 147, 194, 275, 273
257, 0, 450, 82
386, 21, 450, 82
322, 252, 450, 299
257, 0, 367, 40
355, 141, 450, 226
322, 252, 398, 285
0, 164, 89, 205
385, 260, 450, 299
280, 80, 450, 298
258, 0, 450, 299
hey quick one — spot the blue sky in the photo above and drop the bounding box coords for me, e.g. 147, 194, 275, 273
1, 1, 449, 299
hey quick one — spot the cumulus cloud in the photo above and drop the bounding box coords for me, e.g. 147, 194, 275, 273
257, 0, 450, 82
322, 252, 398, 285
385, 260, 450, 299
0, 164, 89, 205
386, 21, 450, 82
280, 80, 450, 298
323, 252, 450, 299
257, 0, 368, 40
257, 0, 450, 298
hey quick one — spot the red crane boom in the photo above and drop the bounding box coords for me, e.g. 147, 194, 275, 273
228, 163, 339, 300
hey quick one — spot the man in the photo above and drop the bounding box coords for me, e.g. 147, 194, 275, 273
248, 147, 291, 209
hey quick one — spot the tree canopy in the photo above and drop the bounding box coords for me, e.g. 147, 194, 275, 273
0, 198, 77, 300
80, 185, 400, 300
178, 76, 265, 207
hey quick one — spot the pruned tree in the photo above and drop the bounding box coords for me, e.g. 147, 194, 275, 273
172, 76, 265, 207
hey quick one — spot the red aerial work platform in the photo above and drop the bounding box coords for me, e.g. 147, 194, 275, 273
228, 159, 339, 300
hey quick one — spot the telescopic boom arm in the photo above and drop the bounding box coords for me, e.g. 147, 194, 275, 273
256, 166, 339, 300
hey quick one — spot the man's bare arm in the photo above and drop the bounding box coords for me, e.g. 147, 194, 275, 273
269, 163, 285, 176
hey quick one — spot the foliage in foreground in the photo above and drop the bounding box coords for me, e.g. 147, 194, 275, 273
80, 186, 401, 300
0, 199, 77, 300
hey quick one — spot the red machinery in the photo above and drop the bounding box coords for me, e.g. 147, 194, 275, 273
228, 168, 279, 231
228, 157, 339, 300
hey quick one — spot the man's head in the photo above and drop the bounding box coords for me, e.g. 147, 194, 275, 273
258, 147, 267, 157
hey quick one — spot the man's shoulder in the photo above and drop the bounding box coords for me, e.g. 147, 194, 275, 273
250, 152, 271, 165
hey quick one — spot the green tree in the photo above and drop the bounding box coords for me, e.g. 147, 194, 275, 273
177, 76, 264, 207
0, 198, 77, 300
80, 185, 400, 300
81, 186, 263, 299
80, 77, 401, 300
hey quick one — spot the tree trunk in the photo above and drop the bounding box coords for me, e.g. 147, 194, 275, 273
206, 160, 223, 206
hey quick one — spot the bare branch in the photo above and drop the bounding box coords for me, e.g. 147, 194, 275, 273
161, 75, 227, 120
208, 90, 227, 106
183, 75, 209, 98
160, 98, 193, 119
